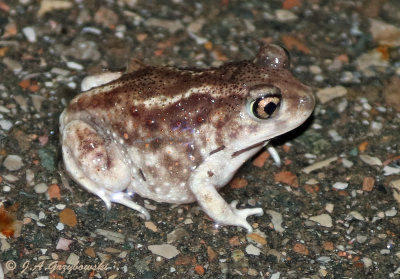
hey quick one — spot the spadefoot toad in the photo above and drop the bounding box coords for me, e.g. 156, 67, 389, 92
60, 44, 315, 232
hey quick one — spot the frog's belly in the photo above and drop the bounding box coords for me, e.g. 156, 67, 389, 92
121, 139, 204, 204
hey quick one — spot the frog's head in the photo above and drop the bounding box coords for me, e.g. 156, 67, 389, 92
223, 44, 315, 152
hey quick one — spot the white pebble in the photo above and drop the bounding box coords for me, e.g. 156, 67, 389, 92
342, 158, 354, 168
22, 26, 37, 42
66, 61, 83, 70
56, 204, 66, 210
56, 222, 64, 231
350, 211, 365, 221
34, 183, 48, 194
3, 155, 24, 171
385, 208, 397, 217
3, 185, 11, 192
0, 119, 13, 131
245, 244, 261, 256
333, 182, 348, 190
383, 165, 400, 176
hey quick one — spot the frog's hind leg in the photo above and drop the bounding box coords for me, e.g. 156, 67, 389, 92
61, 120, 149, 219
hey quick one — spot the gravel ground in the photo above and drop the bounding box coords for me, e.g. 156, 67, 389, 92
1, 0, 400, 278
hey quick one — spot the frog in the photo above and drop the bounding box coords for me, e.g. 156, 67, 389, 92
59, 44, 315, 232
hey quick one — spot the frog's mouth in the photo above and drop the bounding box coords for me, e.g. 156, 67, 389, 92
231, 140, 268, 158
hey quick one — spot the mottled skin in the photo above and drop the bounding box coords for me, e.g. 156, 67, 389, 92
60, 44, 315, 232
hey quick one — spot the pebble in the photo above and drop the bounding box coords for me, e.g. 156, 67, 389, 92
22, 26, 37, 42
362, 257, 373, 268
385, 208, 397, 217
95, 229, 125, 243
148, 244, 179, 259
325, 203, 334, 213
355, 50, 389, 77
383, 166, 400, 176
34, 183, 48, 194
369, 19, 400, 47
380, 249, 390, 255
1, 239, 11, 251
3, 174, 18, 182
146, 18, 183, 33
2, 57, 22, 73
332, 182, 348, 190
167, 228, 189, 243
231, 249, 245, 262
66, 253, 79, 265
2, 185, 11, 192
349, 211, 365, 221
337, 99, 348, 113
316, 86, 347, 104
66, 61, 83, 70
37, 0, 73, 17
266, 210, 284, 232
309, 214, 333, 228
3, 155, 24, 171
275, 9, 298, 22
270, 272, 281, 279
342, 158, 354, 168
56, 222, 64, 231
56, 237, 74, 251
302, 157, 338, 174
317, 256, 331, 263
56, 204, 66, 210
390, 179, 400, 203
356, 235, 368, 243
359, 155, 382, 166
328, 129, 342, 141
245, 244, 261, 256
31, 95, 45, 112
0, 119, 13, 131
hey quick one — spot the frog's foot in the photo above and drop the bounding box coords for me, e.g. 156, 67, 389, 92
190, 176, 263, 232
111, 192, 150, 220
218, 200, 263, 232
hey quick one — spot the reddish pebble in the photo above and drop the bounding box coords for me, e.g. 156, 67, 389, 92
293, 243, 309, 255
48, 184, 61, 200
230, 177, 248, 189
304, 184, 320, 193
59, 208, 77, 227
207, 246, 217, 262
194, 265, 205, 275
282, 35, 311, 54
229, 236, 241, 246
274, 171, 299, 188
323, 241, 334, 250
358, 141, 368, 152
252, 151, 270, 167
282, 0, 301, 9
362, 177, 375, 191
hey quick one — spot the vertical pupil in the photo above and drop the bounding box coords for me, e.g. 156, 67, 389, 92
264, 102, 277, 115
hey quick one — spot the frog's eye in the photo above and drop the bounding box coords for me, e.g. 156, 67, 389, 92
249, 95, 281, 119
247, 85, 281, 120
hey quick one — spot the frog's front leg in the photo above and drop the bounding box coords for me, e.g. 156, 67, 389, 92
189, 161, 263, 232
61, 119, 150, 219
